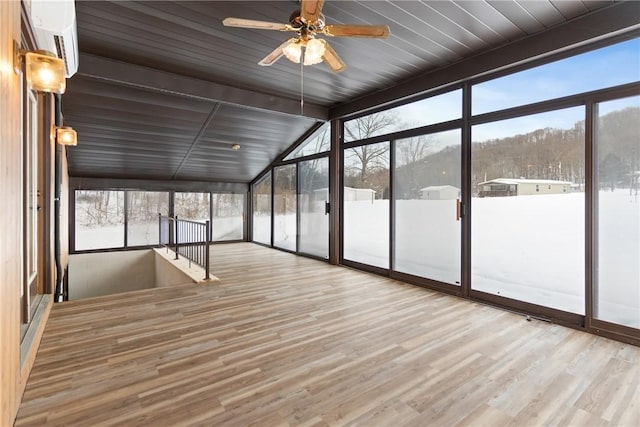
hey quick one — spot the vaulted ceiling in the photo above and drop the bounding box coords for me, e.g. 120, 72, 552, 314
64, 0, 622, 184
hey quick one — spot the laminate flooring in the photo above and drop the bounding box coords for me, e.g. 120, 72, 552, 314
15, 243, 640, 426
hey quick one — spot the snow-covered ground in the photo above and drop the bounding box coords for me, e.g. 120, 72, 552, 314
76, 216, 243, 249
78, 191, 639, 329
471, 192, 585, 315
593, 190, 640, 328
342, 190, 638, 328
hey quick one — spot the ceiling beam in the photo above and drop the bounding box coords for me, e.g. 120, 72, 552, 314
330, 2, 640, 119
70, 176, 248, 193
172, 103, 221, 179
77, 53, 328, 121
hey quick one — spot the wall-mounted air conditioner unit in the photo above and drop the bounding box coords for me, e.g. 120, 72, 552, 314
29, 0, 79, 78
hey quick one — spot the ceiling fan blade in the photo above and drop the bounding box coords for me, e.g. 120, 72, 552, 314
258, 39, 293, 66
321, 40, 346, 73
301, 0, 325, 23
223, 17, 289, 31
323, 24, 390, 38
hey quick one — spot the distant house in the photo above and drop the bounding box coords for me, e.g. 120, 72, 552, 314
478, 179, 572, 197
313, 187, 376, 202
420, 185, 461, 200
344, 187, 376, 202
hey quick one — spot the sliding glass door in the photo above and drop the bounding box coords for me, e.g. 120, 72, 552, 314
593, 96, 640, 330
252, 173, 272, 245
471, 107, 585, 314
274, 165, 297, 251
298, 158, 329, 259
343, 142, 390, 268
394, 129, 462, 285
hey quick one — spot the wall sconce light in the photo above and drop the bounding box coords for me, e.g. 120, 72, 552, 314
56, 126, 77, 146
14, 41, 66, 94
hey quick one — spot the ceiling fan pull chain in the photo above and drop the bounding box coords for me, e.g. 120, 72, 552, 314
300, 48, 304, 115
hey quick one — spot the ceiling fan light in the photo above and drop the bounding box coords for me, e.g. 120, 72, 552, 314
303, 38, 326, 65
283, 41, 302, 63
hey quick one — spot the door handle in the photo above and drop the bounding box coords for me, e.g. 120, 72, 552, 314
456, 198, 461, 221
325, 201, 330, 215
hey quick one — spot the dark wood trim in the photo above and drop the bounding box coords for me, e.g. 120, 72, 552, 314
270, 169, 275, 248
469, 289, 584, 329
328, 119, 341, 265
241, 191, 248, 242
123, 190, 129, 248
290, 250, 330, 264
467, 30, 640, 88
330, 3, 640, 119
277, 121, 327, 163
295, 163, 300, 254
469, 82, 640, 127
589, 319, 640, 345
343, 118, 463, 150
69, 188, 76, 254
338, 84, 464, 123
341, 259, 389, 278
79, 53, 328, 120
208, 191, 214, 242
278, 151, 329, 167
249, 122, 325, 188
70, 177, 248, 193
461, 82, 472, 299
388, 139, 395, 272
585, 101, 595, 328
390, 270, 463, 298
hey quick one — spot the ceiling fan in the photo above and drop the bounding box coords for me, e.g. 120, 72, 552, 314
222, 0, 390, 73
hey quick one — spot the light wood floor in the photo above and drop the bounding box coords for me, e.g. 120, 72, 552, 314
15, 243, 640, 426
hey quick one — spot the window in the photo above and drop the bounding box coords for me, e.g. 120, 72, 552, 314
174, 192, 210, 223
344, 90, 462, 143
343, 142, 390, 268
284, 122, 330, 160
212, 193, 244, 241
252, 173, 272, 245
471, 107, 585, 313
594, 95, 640, 329
127, 191, 169, 246
298, 158, 329, 258
273, 165, 297, 251
22, 79, 39, 325
472, 38, 640, 115
75, 190, 125, 250
394, 129, 461, 285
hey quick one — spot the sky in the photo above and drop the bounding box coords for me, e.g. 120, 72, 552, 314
366, 37, 639, 143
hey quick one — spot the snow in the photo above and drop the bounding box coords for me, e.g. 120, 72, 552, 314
253, 214, 271, 245
341, 191, 638, 328
78, 189, 639, 329
472, 192, 585, 314
76, 215, 243, 249
595, 190, 640, 328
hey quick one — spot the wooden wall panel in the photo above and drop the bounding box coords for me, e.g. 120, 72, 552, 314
0, 1, 24, 425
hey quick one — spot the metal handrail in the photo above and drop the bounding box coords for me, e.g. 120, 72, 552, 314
158, 214, 211, 280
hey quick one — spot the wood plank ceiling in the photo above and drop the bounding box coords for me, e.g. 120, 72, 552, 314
65, 0, 614, 183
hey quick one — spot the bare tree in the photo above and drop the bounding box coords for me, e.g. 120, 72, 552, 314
343, 110, 399, 142
343, 111, 403, 193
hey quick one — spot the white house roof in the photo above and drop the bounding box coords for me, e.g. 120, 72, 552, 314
420, 185, 460, 191
343, 186, 376, 193
478, 178, 572, 186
